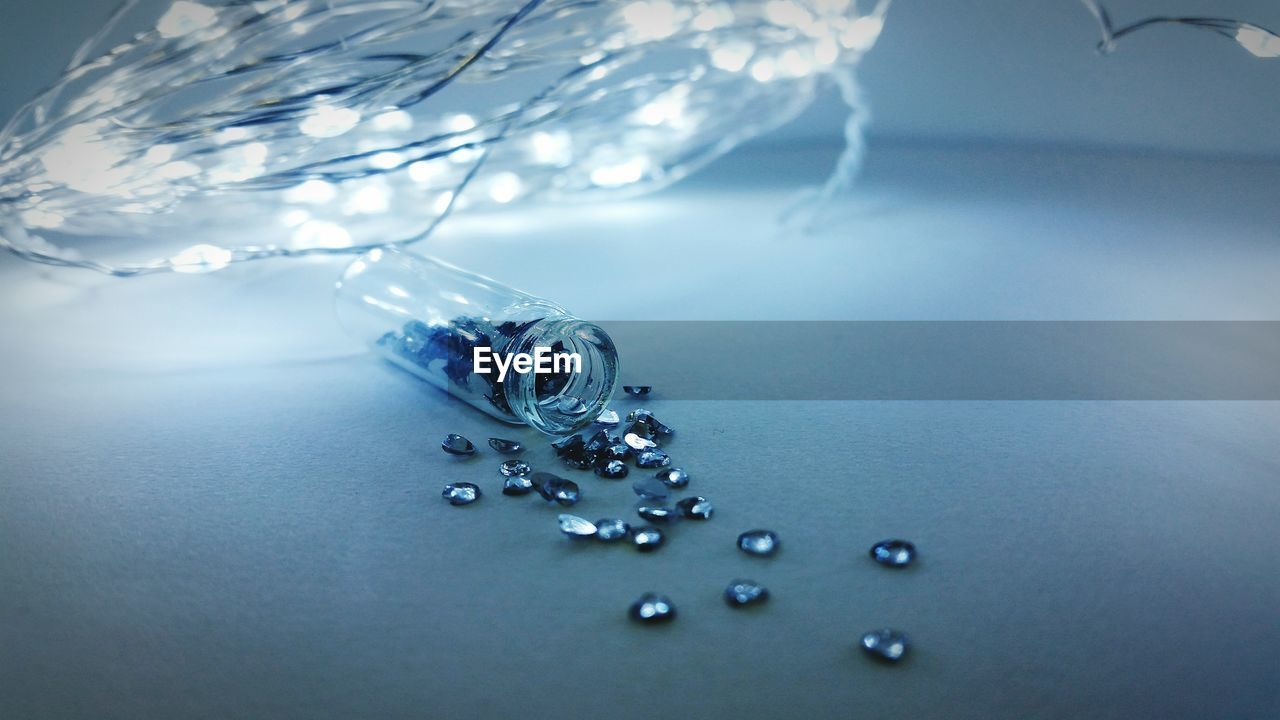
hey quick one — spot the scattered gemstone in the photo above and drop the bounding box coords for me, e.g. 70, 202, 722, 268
560, 449, 593, 470
632, 476, 672, 501
635, 449, 671, 468
558, 514, 597, 538
502, 475, 534, 496
860, 629, 909, 663
499, 459, 531, 477
637, 504, 678, 523
655, 468, 689, 488
488, 437, 522, 454
531, 472, 581, 506
870, 539, 916, 568
628, 409, 673, 436
623, 419, 653, 441
441, 434, 477, 456
601, 440, 631, 462
675, 496, 713, 520
583, 429, 611, 456
724, 580, 769, 608
551, 434, 585, 457
623, 386, 653, 398
442, 482, 480, 505
737, 530, 779, 556
628, 593, 675, 623
594, 518, 631, 542
624, 432, 657, 451
595, 459, 629, 479
630, 525, 665, 552
596, 409, 620, 426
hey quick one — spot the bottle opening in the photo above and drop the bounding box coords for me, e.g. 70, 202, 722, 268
505, 318, 619, 435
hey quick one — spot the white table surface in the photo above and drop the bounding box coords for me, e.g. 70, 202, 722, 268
2, 142, 1278, 719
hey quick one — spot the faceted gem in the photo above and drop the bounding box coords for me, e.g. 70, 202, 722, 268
531, 472, 581, 506
624, 432, 657, 451
499, 459, 531, 477
675, 496, 713, 520
628, 593, 675, 623
737, 530, 779, 556
558, 514, 597, 538
632, 476, 671, 501
441, 434, 477, 456
623, 419, 653, 441
488, 437, 522, 454
595, 518, 631, 542
637, 505, 678, 523
627, 409, 673, 436
442, 482, 480, 505
550, 434, 585, 457
635, 449, 671, 468
502, 475, 534, 496
560, 448, 593, 470
860, 629, 909, 663
724, 580, 769, 608
655, 467, 689, 488
870, 539, 916, 568
623, 386, 652, 398
596, 409, 620, 427
583, 429, 611, 457
595, 459, 629, 479
601, 440, 631, 462
630, 525, 665, 552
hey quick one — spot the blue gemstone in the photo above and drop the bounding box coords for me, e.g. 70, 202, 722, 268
583, 429, 612, 456
637, 505, 678, 523
502, 476, 534, 496
630, 525, 665, 552
737, 530, 779, 556
724, 580, 769, 607
595, 409, 620, 427
675, 496, 713, 520
655, 468, 689, 488
628, 592, 675, 623
623, 386, 652, 398
558, 514, 597, 538
442, 482, 480, 505
594, 518, 631, 542
632, 476, 671, 501
627, 409, 673, 436
860, 629, 909, 663
635, 449, 671, 468
550, 434, 585, 457
870, 539, 916, 568
499, 459, 531, 477
595, 459, 629, 479
624, 432, 657, 451
488, 437, 522, 454
531, 472, 581, 506
441, 434, 476, 456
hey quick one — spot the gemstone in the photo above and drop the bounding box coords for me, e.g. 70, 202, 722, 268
630, 525, 665, 552
499, 459, 531, 477
531, 472, 581, 506
860, 629, 909, 663
583, 429, 611, 457
628, 409, 673, 436
442, 482, 480, 505
551, 434, 585, 457
596, 409, 620, 426
595, 459, 629, 479
635, 449, 671, 468
488, 437, 522, 454
632, 476, 672, 501
624, 432, 657, 451
502, 475, 534, 496
724, 579, 769, 607
623, 419, 653, 441
675, 496, 713, 520
737, 530, 779, 556
870, 539, 916, 568
623, 386, 652, 398
602, 440, 631, 462
655, 468, 689, 488
637, 504, 678, 523
595, 518, 631, 542
628, 593, 675, 623
441, 434, 477, 456
560, 448, 593, 470
558, 514, 597, 538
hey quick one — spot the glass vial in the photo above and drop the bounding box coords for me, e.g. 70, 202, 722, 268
335, 247, 619, 435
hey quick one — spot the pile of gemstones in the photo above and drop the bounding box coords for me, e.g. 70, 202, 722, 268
439, 388, 917, 664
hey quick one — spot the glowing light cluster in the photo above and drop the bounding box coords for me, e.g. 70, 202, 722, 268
0, 0, 890, 275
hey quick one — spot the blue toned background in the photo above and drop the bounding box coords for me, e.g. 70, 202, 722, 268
1, 3, 1278, 720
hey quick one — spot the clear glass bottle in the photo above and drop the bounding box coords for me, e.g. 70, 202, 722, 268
335, 247, 619, 435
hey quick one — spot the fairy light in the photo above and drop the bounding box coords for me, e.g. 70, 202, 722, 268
0, 0, 878, 275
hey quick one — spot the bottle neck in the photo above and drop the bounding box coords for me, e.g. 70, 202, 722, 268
503, 315, 619, 435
